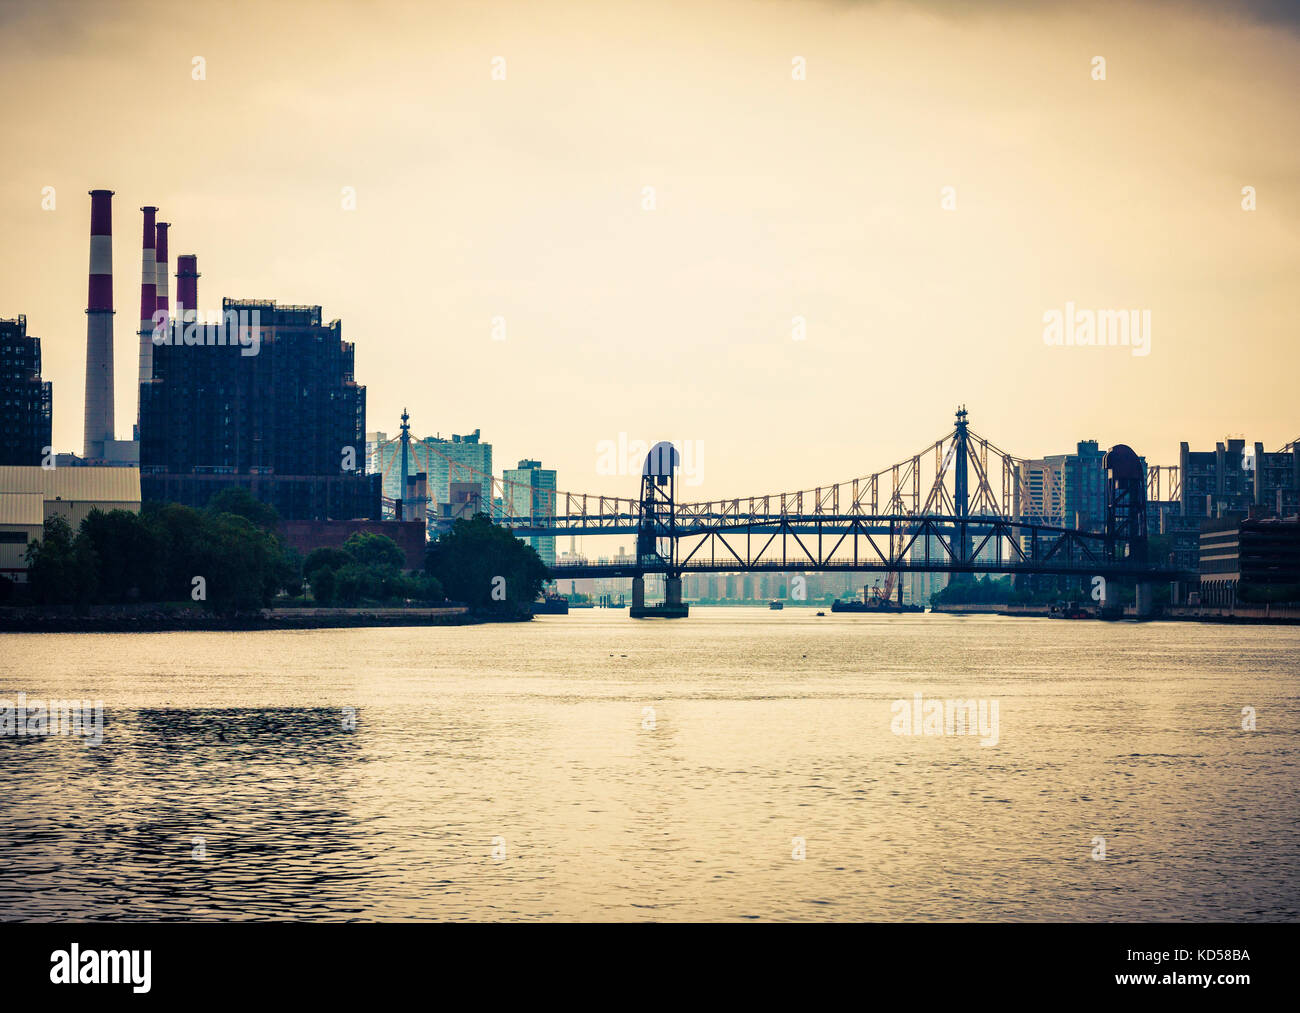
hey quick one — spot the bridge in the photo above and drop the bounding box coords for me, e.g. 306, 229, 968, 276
377, 407, 1193, 616
490, 408, 1192, 615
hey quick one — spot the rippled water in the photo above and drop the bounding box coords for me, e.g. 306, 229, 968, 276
2, 609, 1298, 922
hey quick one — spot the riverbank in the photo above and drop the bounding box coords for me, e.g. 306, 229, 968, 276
931, 602, 1300, 624
0, 603, 491, 633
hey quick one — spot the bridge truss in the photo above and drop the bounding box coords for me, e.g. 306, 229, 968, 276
492, 407, 1193, 584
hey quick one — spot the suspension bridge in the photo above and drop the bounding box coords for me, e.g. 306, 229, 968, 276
379, 406, 1196, 617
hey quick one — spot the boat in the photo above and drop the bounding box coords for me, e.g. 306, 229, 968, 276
531, 594, 570, 615
769, 600, 784, 610
1048, 600, 1093, 619
815, 611, 826, 617
831, 597, 923, 614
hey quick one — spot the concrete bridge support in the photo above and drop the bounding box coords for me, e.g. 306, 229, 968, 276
665, 576, 683, 607
1135, 582, 1155, 618
632, 576, 645, 610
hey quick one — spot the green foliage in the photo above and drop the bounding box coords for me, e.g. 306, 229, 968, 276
192, 512, 287, 613
25, 515, 99, 607
425, 513, 547, 612
80, 508, 162, 602
206, 486, 281, 531
303, 546, 351, 580
24, 499, 299, 614
931, 574, 1014, 605
23, 498, 445, 614
303, 532, 440, 606
342, 531, 406, 570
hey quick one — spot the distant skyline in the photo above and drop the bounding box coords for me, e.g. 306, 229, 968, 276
1, 0, 1297, 503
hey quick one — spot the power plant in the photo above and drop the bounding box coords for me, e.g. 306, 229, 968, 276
82, 189, 115, 460
135, 205, 157, 409
154, 220, 170, 339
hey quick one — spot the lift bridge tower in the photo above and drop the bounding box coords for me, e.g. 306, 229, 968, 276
631, 441, 688, 618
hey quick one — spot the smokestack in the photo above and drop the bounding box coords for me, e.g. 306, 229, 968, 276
176, 254, 199, 320
154, 222, 171, 332
137, 206, 158, 401
84, 189, 115, 459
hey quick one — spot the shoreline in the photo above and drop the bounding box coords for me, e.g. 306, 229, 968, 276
0, 604, 532, 633
929, 603, 1300, 624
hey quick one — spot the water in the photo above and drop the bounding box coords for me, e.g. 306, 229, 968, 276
1, 609, 1297, 922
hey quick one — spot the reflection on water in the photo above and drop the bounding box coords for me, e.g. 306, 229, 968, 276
1, 610, 1298, 921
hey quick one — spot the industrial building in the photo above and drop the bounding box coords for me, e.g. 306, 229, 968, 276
140, 288, 378, 520
0, 466, 141, 582
1199, 512, 1300, 606
0, 316, 52, 467
279, 518, 428, 571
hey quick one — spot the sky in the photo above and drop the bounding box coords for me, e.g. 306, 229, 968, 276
1, 0, 1297, 506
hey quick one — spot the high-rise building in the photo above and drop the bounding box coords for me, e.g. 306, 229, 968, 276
1251, 441, 1300, 517
1064, 440, 1109, 533
140, 296, 377, 520
504, 458, 557, 566
1017, 441, 1144, 557
1181, 438, 1300, 520
1180, 439, 1252, 519
0, 316, 52, 467
372, 427, 493, 518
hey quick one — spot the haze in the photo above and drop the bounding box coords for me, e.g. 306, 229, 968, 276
1, 0, 1297, 501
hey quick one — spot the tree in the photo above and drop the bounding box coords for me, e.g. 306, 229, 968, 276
303, 546, 352, 579
341, 532, 405, 570
191, 512, 285, 614
25, 515, 99, 607
80, 508, 161, 602
425, 514, 547, 613
146, 502, 208, 601
206, 486, 281, 532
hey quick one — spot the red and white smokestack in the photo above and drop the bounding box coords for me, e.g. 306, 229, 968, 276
176, 254, 199, 320
84, 188, 116, 459
137, 206, 158, 393
154, 221, 171, 332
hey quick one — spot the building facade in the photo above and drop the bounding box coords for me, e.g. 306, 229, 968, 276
0, 466, 141, 582
0, 316, 52, 467
504, 458, 557, 566
140, 299, 377, 520
371, 427, 494, 520
1199, 513, 1300, 606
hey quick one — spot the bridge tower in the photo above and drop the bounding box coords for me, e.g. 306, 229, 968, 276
1105, 444, 1152, 615
953, 405, 970, 568
396, 407, 411, 520
632, 442, 688, 618
1104, 444, 1148, 563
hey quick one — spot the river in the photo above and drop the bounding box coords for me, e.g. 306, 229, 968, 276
1, 609, 1297, 921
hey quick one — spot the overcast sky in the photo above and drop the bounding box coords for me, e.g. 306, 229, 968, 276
1, 0, 1297, 507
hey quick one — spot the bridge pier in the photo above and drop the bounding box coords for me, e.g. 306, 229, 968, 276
628, 572, 689, 619
1135, 582, 1155, 618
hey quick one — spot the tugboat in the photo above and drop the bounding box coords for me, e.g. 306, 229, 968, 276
531, 593, 570, 616
769, 600, 784, 610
